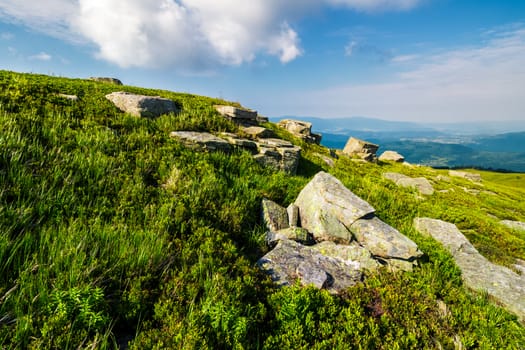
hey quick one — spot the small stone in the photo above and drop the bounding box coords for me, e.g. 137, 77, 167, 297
261, 199, 289, 232
378, 150, 405, 162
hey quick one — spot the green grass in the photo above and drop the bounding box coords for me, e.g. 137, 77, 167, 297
0, 70, 524, 349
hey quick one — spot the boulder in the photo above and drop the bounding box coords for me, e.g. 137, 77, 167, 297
169, 131, 231, 152
379, 150, 405, 162
277, 119, 322, 144
501, 220, 525, 231
242, 126, 274, 139
219, 133, 258, 153
266, 228, 314, 246
254, 139, 301, 175
215, 105, 258, 126
106, 91, 179, 118
449, 170, 482, 182
414, 218, 525, 323
261, 199, 289, 232
383, 172, 434, 195
90, 77, 123, 85
294, 171, 375, 242
311, 241, 380, 272
343, 137, 379, 161
258, 239, 363, 293
287, 204, 299, 227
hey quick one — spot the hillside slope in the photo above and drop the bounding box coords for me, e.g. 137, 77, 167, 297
1, 71, 524, 349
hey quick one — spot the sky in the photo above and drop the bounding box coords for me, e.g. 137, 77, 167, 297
0, 0, 524, 124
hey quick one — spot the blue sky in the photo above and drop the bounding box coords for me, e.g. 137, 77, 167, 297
1, 0, 524, 124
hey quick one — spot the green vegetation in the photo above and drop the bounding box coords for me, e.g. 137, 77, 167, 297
1, 70, 524, 349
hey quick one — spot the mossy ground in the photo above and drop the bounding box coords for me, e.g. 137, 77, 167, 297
1, 70, 524, 349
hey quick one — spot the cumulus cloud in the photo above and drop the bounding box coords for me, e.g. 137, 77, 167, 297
295, 27, 525, 122
29, 52, 52, 61
0, 0, 421, 69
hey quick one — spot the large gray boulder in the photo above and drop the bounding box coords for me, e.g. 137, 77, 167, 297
258, 239, 363, 293
294, 172, 375, 242
215, 105, 258, 126
379, 150, 405, 162
383, 172, 434, 195
169, 131, 231, 152
254, 139, 301, 175
414, 218, 525, 323
277, 119, 322, 144
106, 91, 179, 118
343, 137, 379, 161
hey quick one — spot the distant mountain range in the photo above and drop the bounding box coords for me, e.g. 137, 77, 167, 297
271, 116, 525, 172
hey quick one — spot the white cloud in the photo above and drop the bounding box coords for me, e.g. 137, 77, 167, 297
0, 0, 422, 69
1, 32, 14, 40
345, 41, 358, 56
295, 27, 525, 122
29, 52, 52, 61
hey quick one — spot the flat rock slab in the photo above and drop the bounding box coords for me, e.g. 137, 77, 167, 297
379, 150, 405, 162
449, 170, 482, 182
311, 241, 380, 272
106, 91, 178, 118
383, 172, 434, 195
350, 216, 422, 260
170, 131, 231, 152
294, 171, 375, 242
215, 105, 257, 121
242, 126, 275, 139
414, 218, 525, 323
258, 239, 363, 293
501, 220, 525, 231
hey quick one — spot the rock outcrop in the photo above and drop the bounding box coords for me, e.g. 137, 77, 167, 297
277, 119, 322, 144
343, 137, 379, 161
449, 170, 482, 182
90, 77, 123, 85
215, 105, 259, 126
501, 220, 525, 231
106, 92, 179, 118
253, 138, 301, 175
170, 131, 231, 152
383, 172, 434, 195
414, 218, 525, 323
258, 172, 423, 293
379, 150, 405, 162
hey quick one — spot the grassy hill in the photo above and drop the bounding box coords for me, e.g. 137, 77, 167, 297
1, 70, 524, 349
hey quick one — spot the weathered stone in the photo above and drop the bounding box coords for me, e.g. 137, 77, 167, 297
258, 239, 363, 293
219, 133, 258, 153
57, 93, 78, 101
90, 77, 123, 85
287, 204, 299, 227
106, 92, 179, 118
275, 228, 314, 245
277, 119, 322, 144
257, 138, 294, 148
261, 198, 289, 232
343, 137, 379, 161
294, 172, 375, 242
379, 150, 405, 162
414, 218, 525, 323
350, 216, 422, 260
169, 131, 231, 152
254, 141, 301, 174
449, 170, 482, 182
501, 220, 525, 231
242, 126, 275, 139
311, 241, 380, 272
215, 105, 257, 125
383, 172, 434, 195
315, 153, 336, 167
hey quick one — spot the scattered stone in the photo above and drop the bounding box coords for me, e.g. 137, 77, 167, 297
106, 91, 179, 118
272, 227, 314, 245
254, 139, 301, 174
241, 126, 274, 139
287, 204, 299, 228
90, 77, 123, 85
56, 93, 78, 101
414, 218, 525, 323
350, 216, 422, 261
215, 105, 258, 126
219, 133, 258, 153
343, 137, 379, 162
449, 170, 482, 182
383, 172, 434, 195
258, 239, 363, 293
501, 220, 525, 231
436, 175, 451, 182
169, 131, 231, 152
314, 153, 336, 167
261, 198, 289, 232
294, 171, 375, 242
277, 119, 322, 144
379, 150, 405, 162
311, 241, 380, 272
